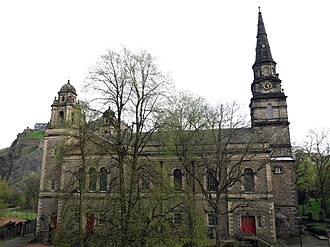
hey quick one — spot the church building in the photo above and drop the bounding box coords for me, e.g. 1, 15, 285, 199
37, 9, 298, 246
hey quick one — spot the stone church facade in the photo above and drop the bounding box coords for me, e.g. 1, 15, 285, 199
37, 10, 298, 245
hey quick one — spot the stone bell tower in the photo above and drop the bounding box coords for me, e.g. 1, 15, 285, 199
249, 9, 299, 236
37, 80, 78, 236
250, 10, 289, 129
50, 80, 77, 128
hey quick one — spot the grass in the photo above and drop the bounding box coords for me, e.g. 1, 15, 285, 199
0, 147, 9, 155
299, 197, 330, 221
0, 209, 37, 220
24, 131, 45, 139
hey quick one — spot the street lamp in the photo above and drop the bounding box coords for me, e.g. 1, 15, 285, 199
295, 216, 303, 247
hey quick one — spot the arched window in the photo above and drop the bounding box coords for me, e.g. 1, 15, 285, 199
77, 167, 84, 191
266, 104, 273, 119
173, 168, 183, 191
244, 168, 255, 193
262, 66, 269, 76
59, 111, 64, 123
89, 168, 97, 192
100, 168, 108, 192
206, 169, 216, 192
141, 177, 151, 192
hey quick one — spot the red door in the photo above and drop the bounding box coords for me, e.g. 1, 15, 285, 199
241, 216, 256, 235
86, 214, 95, 233
51, 216, 58, 229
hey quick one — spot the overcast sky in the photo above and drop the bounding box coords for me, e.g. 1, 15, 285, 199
0, 0, 329, 149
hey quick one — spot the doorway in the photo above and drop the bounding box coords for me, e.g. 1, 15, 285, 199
241, 216, 256, 235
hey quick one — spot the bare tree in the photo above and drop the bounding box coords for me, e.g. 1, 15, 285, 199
159, 92, 273, 246
80, 48, 179, 246
49, 101, 103, 246
294, 148, 316, 205
303, 130, 330, 214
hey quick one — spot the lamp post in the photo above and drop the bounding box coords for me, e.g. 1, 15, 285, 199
296, 216, 303, 247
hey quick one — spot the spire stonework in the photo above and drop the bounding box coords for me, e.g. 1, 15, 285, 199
250, 10, 299, 237
250, 9, 288, 128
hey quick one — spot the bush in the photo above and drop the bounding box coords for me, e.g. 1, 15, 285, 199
306, 224, 330, 236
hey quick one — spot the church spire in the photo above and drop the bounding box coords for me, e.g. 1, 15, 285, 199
250, 9, 288, 128
253, 8, 275, 68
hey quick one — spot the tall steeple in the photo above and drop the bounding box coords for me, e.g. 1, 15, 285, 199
250, 9, 289, 127
253, 8, 275, 67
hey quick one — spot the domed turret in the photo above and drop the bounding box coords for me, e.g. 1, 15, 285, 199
59, 80, 77, 95
50, 80, 78, 128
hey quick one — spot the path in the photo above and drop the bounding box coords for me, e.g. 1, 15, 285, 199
0, 236, 48, 247
0, 236, 33, 247
281, 230, 329, 247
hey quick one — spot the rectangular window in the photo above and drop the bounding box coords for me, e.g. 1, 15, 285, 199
74, 211, 80, 224
266, 104, 273, 119
257, 215, 262, 228
274, 167, 283, 174
99, 213, 106, 225
73, 211, 80, 232
141, 178, 151, 192
208, 213, 216, 227
207, 169, 216, 192
50, 179, 56, 191
173, 212, 182, 224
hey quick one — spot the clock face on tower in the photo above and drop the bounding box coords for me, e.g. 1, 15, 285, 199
262, 81, 273, 90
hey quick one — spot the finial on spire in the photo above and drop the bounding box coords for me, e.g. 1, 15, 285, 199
258, 6, 261, 13
68, 77, 70, 84
253, 9, 275, 68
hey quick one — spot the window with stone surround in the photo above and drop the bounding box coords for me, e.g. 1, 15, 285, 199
256, 215, 262, 228
99, 167, 108, 192
76, 167, 84, 191
89, 167, 97, 192
206, 168, 216, 192
173, 168, 183, 191
50, 179, 56, 191
266, 104, 273, 119
173, 212, 182, 225
244, 168, 255, 193
208, 213, 216, 227
141, 177, 151, 192
98, 213, 106, 225
274, 166, 283, 174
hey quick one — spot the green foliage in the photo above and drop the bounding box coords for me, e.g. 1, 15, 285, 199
7, 189, 26, 207
13, 172, 40, 210
0, 180, 11, 209
306, 223, 330, 235
295, 149, 317, 191
0, 180, 27, 209
185, 199, 208, 247
299, 198, 330, 221
24, 131, 45, 139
